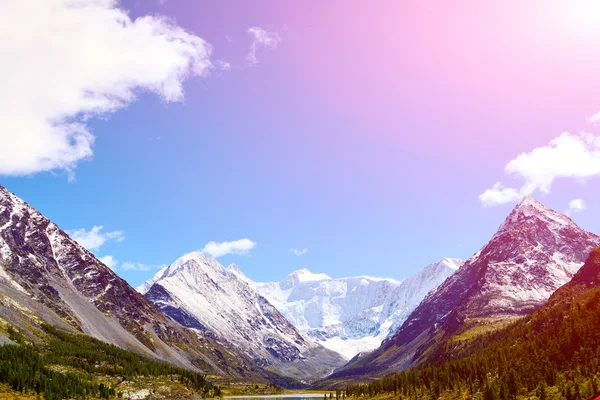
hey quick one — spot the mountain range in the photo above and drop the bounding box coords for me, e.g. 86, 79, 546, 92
138, 255, 461, 363
248, 259, 462, 359
0, 184, 309, 385
2, 182, 600, 396
0, 182, 462, 386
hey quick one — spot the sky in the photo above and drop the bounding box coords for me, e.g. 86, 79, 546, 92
2, 0, 600, 287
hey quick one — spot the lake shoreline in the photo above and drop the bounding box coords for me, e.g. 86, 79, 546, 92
223, 394, 328, 399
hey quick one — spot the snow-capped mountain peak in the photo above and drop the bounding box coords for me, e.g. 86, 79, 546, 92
140, 252, 345, 381
162, 251, 215, 277
441, 258, 462, 270
457, 197, 600, 319
418, 258, 462, 276
497, 195, 572, 234
280, 268, 332, 289
226, 263, 245, 276
518, 195, 543, 207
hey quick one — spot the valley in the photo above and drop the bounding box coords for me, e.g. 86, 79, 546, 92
1, 188, 600, 400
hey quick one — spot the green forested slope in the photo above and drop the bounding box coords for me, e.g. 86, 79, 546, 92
0, 324, 220, 400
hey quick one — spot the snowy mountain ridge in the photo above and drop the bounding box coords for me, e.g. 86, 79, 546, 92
140, 251, 346, 381
249, 258, 462, 359
138, 254, 462, 360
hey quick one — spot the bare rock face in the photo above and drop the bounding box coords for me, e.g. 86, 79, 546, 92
325, 196, 600, 384
0, 184, 286, 381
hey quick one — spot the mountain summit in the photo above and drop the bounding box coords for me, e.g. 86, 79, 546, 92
325, 197, 600, 383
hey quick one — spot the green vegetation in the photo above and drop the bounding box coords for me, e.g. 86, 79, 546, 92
449, 317, 518, 343
220, 382, 285, 396
0, 323, 220, 399
346, 279, 600, 400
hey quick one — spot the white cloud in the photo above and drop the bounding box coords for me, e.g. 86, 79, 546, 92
246, 27, 281, 66
290, 248, 308, 256
121, 262, 154, 272
478, 182, 524, 207
480, 132, 600, 206
566, 198, 586, 216
100, 259, 165, 273
201, 239, 256, 258
67, 226, 124, 252
0, 0, 212, 179
505, 133, 600, 194
587, 111, 600, 124
99, 255, 118, 270
216, 60, 232, 71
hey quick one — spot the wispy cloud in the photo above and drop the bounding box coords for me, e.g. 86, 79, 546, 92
0, 0, 212, 180
102, 261, 166, 273
587, 111, 600, 124
99, 255, 118, 271
216, 60, 232, 71
246, 27, 281, 66
290, 248, 308, 256
478, 182, 524, 207
201, 239, 256, 258
121, 262, 154, 272
479, 132, 600, 206
67, 226, 124, 252
566, 199, 586, 216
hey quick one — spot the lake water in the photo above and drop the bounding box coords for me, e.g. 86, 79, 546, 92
224, 395, 328, 400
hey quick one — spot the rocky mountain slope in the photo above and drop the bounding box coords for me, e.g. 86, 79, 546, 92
249, 259, 462, 359
324, 196, 600, 384
344, 246, 600, 399
0, 184, 287, 381
139, 252, 346, 382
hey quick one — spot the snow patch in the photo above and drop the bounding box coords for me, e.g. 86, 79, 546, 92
137, 265, 168, 294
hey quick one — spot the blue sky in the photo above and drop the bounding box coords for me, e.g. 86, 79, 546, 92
2, 0, 600, 287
